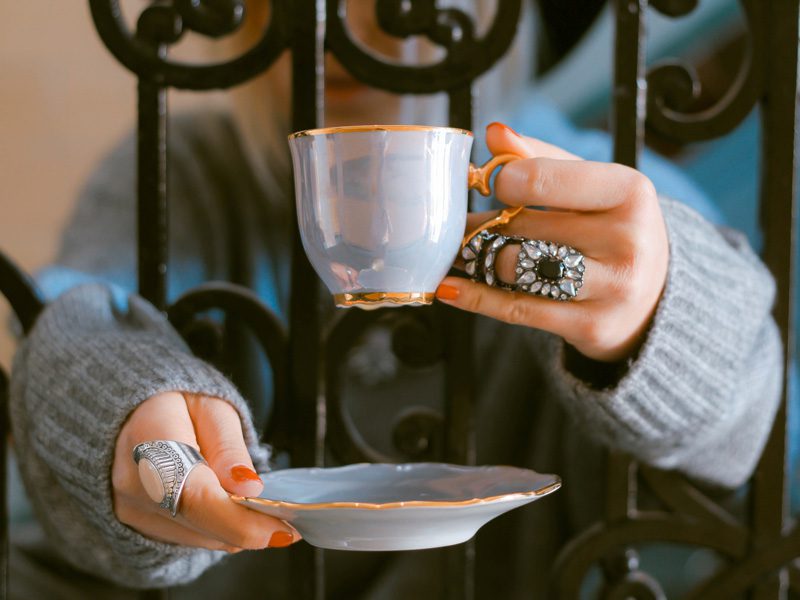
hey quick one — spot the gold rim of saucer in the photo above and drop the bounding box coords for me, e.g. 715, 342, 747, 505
334, 292, 435, 308
289, 124, 473, 139
231, 481, 561, 511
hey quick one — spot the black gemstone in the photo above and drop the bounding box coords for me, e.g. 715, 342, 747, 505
537, 258, 564, 280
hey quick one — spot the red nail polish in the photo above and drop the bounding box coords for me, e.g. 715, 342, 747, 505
487, 121, 521, 138
231, 465, 261, 483
268, 531, 295, 548
436, 284, 460, 301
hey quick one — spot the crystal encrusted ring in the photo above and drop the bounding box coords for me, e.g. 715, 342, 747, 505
514, 239, 585, 300
461, 230, 585, 301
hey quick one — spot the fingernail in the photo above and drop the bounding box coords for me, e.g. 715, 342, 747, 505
230, 465, 261, 483
268, 530, 295, 548
488, 121, 521, 138
436, 283, 460, 301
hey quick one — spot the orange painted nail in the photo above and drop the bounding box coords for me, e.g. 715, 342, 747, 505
436, 284, 460, 301
487, 121, 521, 138
268, 530, 295, 548
230, 465, 261, 483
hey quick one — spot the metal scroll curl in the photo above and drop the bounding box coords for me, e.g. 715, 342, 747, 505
324, 307, 446, 465
88, 0, 290, 89
650, 0, 698, 18
0, 251, 44, 336
645, 0, 763, 143
552, 513, 747, 599
326, 0, 522, 94
167, 282, 289, 446
552, 464, 800, 598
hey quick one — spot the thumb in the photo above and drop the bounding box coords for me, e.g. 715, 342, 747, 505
485, 122, 581, 161
184, 394, 265, 498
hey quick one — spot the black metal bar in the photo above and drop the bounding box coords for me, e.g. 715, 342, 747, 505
0, 369, 8, 600
612, 0, 646, 168
751, 0, 799, 597
0, 252, 45, 335
441, 84, 477, 600
88, 0, 289, 90
137, 77, 169, 310
598, 2, 647, 596
288, 1, 325, 598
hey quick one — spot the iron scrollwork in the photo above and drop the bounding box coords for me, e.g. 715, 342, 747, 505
88, 0, 291, 89
324, 308, 446, 465
326, 0, 522, 94
167, 282, 289, 447
646, 0, 763, 143
321, 0, 521, 473
556, 0, 799, 597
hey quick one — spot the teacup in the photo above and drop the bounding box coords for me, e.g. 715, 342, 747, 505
288, 125, 518, 309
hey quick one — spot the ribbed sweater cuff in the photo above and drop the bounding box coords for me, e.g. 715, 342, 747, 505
551, 197, 776, 462
11, 283, 263, 587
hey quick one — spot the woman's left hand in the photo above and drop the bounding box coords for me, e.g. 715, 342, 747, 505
436, 122, 669, 363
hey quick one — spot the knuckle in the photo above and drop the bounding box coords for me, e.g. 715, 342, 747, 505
462, 286, 485, 315
525, 160, 550, 199
625, 172, 657, 207
579, 313, 608, 349
231, 527, 270, 550
505, 299, 533, 327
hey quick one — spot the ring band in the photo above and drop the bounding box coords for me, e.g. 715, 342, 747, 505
462, 230, 585, 301
132, 440, 207, 517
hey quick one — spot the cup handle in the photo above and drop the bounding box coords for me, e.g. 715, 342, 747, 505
463, 153, 524, 248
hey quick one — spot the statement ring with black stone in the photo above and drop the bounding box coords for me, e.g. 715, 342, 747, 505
133, 440, 207, 517
461, 230, 585, 301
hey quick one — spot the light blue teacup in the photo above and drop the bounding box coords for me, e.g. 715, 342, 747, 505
288, 125, 517, 309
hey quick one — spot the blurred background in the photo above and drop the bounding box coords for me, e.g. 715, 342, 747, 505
0, 2, 760, 367
0, 2, 221, 370
0, 1, 784, 595
1, 3, 134, 370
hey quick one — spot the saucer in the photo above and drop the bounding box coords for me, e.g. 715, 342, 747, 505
232, 463, 561, 551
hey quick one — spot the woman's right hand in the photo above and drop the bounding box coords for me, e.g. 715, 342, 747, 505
112, 392, 299, 553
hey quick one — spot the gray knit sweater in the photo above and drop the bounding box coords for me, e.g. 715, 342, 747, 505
9, 112, 782, 598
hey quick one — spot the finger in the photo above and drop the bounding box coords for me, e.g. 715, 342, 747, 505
434, 276, 586, 344
486, 122, 581, 161
494, 157, 654, 213
184, 394, 264, 498
177, 465, 300, 550
118, 393, 298, 550
116, 498, 242, 553
115, 392, 200, 506
491, 247, 603, 301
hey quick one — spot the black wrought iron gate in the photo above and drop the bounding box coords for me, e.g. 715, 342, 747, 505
0, 1, 798, 598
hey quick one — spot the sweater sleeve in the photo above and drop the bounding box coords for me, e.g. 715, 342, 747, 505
550, 196, 783, 489
6, 113, 284, 587
9, 282, 270, 588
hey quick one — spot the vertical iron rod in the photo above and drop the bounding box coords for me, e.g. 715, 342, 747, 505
442, 83, 476, 600
137, 74, 167, 311
752, 0, 799, 597
137, 75, 169, 311
0, 369, 8, 600
608, 0, 646, 522
612, 0, 646, 169
288, 1, 325, 598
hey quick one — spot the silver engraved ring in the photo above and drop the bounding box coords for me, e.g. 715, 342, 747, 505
462, 230, 586, 301
132, 440, 207, 517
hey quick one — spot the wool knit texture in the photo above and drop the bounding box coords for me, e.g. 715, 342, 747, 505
9, 112, 782, 598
